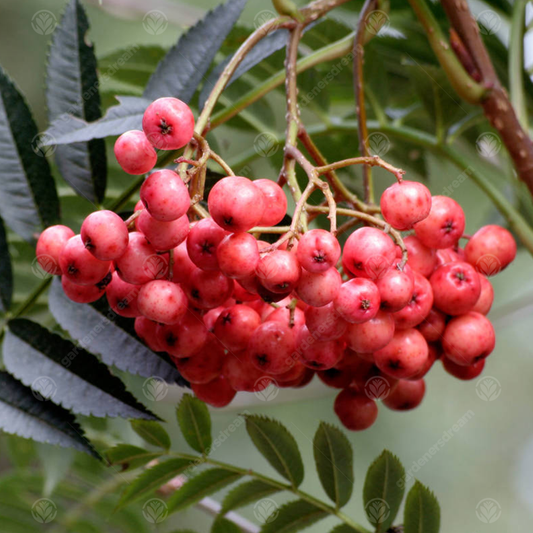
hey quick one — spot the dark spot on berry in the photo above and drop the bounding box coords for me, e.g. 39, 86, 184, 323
455, 271, 465, 281
388, 359, 402, 370
166, 333, 177, 346
67, 264, 78, 275
222, 313, 232, 325
443, 220, 455, 233
354, 261, 364, 271
95, 271, 112, 290
223, 216, 233, 226
191, 289, 200, 300
159, 118, 172, 135
84, 237, 94, 250
360, 299, 371, 310
117, 298, 129, 310
256, 354, 268, 366
313, 253, 325, 263
307, 360, 323, 369
277, 282, 289, 290
324, 368, 342, 378
201, 241, 214, 255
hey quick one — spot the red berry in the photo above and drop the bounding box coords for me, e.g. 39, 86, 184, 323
414, 195, 465, 249
256, 250, 301, 294
157, 310, 208, 358
186, 218, 227, 271
407, 342, 440, 380
137, 211, 189, 252
135, 316, 164, 352
266, 306, 306, 329
253, 179, 287, 227
191, 375, 236, 407
393, 271, 434, 329
81, 211, 129, 261
334, 388, 378, 431
442, 311, 495, 366
296, 229, 341, 273
374, 328, 429, 379
376, 265, 414, 312
223, 353, 272, 393
442, 355, 485, 380
471, 275, 494, 315
140, 169, 190, 222
59, 235, 111, 286
233, 281, 261, 303
464, 224, 516, 275
383, 379, 425, 411
296, 325, 345, 370
217, 232, 260, 279
430, 261, 481, 315
318, 366, 355, 389
344, 310, 395, 353
175, 334, 225, 384
435, 247, 463, 267
343, 227, 396, 279
208, 176, 265, 232
61, 276, 104, 303
171, 241, 196, 284
137, 280, 188, 324
417, 308, 446, 342
296, 267, 341, 307
36, 225, 75, 275
404, 235, 437, 277
334, 278, 380, 324
183, 268, 233, 309
214, 304, 261, 352
304, 302, 347, 341
380, 180, 432, 230
106, 271, 141, 318
142, 97, 195, 150
114, 130, 157, 175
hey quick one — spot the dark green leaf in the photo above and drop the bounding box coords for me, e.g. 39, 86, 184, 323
177, 394, 212, 454
404, 481, 440, 533
212, 518, 241, 533
106, 444, 163, 470
363, 450, 405, 532
329, 525, 367, 533
0, 66, 59, 242
46, 0, 106, 203
131, 420, 171, 450
0, 216, 12, 312
44, 96, 150, 144
143, 0, 247, 101
118, 458, 194, 507
245, 415, 304, 488
168, 468, 241, 513
259, 500, 328, 533
221, 479, 281, 514
48, 278, 180, 383
0, 371, 99, 458
313, 422, 353, 508
3, 318, 157, 420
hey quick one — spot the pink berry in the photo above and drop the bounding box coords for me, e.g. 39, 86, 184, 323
36, 225, 75, 276
214, 304, 261, 352
81, 210, 129, 261
417, 308, 446, 342
471, 275, 494, 315
137, 211, 189, 252
334, 388, 378, 431
334, 278, 381, 324
376, 265, 414, 312
171, 241, 196, 284
186, 218, 227, 271
61, 276, 105, 303
207, 176, 265, 232
414, 195, 465, 249
223, 353, 272, 393
191, 375, 236, 407
137, 280, 188, 324
393, 271, 434, 329
157, 310, 208, 358
256, 250, 301, 294
383, 379, 425, 411
296, 229, 341, 273
106, 272, 141, 318
217, 232, 260, 279
114, 130, 157, 175
253, 179, 287, 226
407, 342, 440, 381
183, 268, 233, 309
381, 180, 432, 230
344, 310, 395, 353
304, 302, 347, 341
343, 227, 397, 279
296, 325, 345, 370
404, 235, 437, 277
442, 356, 485, 380
296, 267, 341, 307
266, 306, 306, 329
135, 316, 164, 352
140, 169, 190, 222
175, 334, 225, 384
142, 97, 195, 150
59, 235, 111, 286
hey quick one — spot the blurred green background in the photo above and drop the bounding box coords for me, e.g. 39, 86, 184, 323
1, 0, 533, 532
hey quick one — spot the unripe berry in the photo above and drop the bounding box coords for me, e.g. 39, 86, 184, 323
142, 97, 195, 150
256, 250, 301, 294
296, 267, 341, 307
374, 328, 429, 379
175, 334, 225, 384
380, 180, 432, 230
383, 379, 425, 411
61, 276, 104, 303
114, 130, 157, 174
344, 310, 395, 353
471, 275, 494, 315
414, 195, 465, 249
157, 310, 208, 358
430, 261, 481, 315
134, 316, 164, 352
59, 235, 111, 286
376, 265, 414, 312
393, 271, 434, 329
417, 308, 446, 342
404, 235, 437, 277
334, 278, 381, 324
81, 210, 129, 261
217, 232, 260, 279
214, 304, 261, 352
464, 224, 516, 275
442, 355, 485, 380
334, 388, 378, 431
137, 211, 189, 252
137, 280, 188, 324
192, 375, 236, 407
253, 179, 287, 227
36, 225, 75, 275
140, 169, 190, 222
304, 302, 347, 341
183, 268, 233, 309
296, 229, 341, 273
106, 272, 141, 318
343, 227, 396, 279
296, 325, 345, 370
208, 176, 265, 232
442, 311, 495, 366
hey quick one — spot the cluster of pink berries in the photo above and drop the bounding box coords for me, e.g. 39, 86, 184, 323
35, 97, 517, 431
